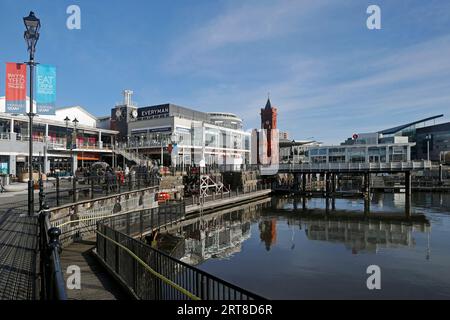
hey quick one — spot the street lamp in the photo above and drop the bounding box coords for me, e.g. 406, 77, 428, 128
24, 11, 41, 216
72, 118, 79, 176
426, 134, 432, 162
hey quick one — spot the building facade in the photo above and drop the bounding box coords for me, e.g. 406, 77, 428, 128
0, 97, 118, 177
414, 122, 450, 162
307, 133, 415, 164
107, 91, 251, 167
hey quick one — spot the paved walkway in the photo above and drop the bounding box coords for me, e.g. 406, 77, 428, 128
0, 209, 38, 300
60, 241, 128, 300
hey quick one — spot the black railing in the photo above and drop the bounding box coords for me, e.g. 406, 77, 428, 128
39, 173, 159, 208
38, 205, 67, 300
96, 207, 264, 300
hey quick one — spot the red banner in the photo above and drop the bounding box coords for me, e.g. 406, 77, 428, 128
5, 63, 27, 114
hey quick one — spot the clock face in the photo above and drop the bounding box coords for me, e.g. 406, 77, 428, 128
131, 110, 138, 118
115, 108, 122, 119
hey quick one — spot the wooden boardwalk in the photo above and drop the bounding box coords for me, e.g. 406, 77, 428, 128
60, 241, 129, 300
0, 209, 38, 300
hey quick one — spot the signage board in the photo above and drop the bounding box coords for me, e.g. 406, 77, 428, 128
138, 105, 170, 119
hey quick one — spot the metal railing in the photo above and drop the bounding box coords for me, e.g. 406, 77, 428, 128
277, 161, 432, 172
184, 182, 271, 206
41, 173, 160, 208
96, 208, 264, 300
38, 205, 67, 300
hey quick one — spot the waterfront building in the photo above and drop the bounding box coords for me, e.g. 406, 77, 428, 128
414, 122, 450, 162
0, 96, 118, 177
106, 90, 251, 167
305, 115, 450, 164
307, 132, 415, 164
279, 139, 321, 164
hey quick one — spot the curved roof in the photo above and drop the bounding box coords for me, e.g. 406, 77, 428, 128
379, 115, 443, 135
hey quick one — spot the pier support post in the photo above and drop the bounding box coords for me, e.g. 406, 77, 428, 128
405, 171, 412, 217
302, 174, 307, 194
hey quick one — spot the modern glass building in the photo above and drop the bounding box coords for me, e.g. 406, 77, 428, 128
414, 122, 450, 161
108, 91, 251, 166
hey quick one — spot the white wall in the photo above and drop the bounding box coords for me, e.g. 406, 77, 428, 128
1, 97, 98, 128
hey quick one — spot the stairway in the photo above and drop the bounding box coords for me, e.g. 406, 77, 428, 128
113, 145, 150, 165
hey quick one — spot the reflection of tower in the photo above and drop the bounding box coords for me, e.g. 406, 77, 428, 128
259, 219, 277, 251
260, 98, 277, 157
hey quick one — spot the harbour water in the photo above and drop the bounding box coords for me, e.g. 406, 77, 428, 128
162, 193, 450, 299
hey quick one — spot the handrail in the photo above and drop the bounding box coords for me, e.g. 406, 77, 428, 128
96, 230, 201, 300
96, 206, 265, 300
38, 206, 67, 300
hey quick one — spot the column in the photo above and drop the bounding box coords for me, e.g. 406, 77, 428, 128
10, 119, 16, 140
386, 146, 390, 163
98, 131, 103, 149
302, 173, 307, 193
72, 153, 78, 175
405, 171, 411, 217
44, 124, 49, 174
9, 155, 16, 176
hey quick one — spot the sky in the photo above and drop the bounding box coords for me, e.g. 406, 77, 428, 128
1, 0, 450, 144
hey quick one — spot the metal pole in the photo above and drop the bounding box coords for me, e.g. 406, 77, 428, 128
28, 57, 35, 216
427, 139, 430, 162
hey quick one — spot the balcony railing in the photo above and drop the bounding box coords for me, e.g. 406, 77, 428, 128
276, 161, 433, 172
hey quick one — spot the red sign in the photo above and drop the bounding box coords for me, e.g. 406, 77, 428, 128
352, 133, 359, 140
5, 63, 27, 114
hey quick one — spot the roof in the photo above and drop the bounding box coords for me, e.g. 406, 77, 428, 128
56, 105, 99, 121
379, 115, 443, 135
265, 98, 272, 109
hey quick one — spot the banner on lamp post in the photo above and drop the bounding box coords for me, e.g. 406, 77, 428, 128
36, 64, 56, 115
5, 63, 27, 114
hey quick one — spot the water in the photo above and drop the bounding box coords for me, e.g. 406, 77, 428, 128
162, 193, 450, 299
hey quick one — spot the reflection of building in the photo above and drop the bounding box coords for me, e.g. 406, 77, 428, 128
303, 219, 429, 254
106, 90, 251, 166
259, 219, 277, 251
251, 98, 279, 165
0, 96, 118, 177
182, 221, 251, 264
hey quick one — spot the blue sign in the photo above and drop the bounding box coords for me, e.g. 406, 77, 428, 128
36, 64, 56, 115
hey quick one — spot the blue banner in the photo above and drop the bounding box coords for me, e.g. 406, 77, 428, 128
36, 64, 56, 115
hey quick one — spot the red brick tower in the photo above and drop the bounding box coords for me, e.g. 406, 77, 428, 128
260, 98, 277, 157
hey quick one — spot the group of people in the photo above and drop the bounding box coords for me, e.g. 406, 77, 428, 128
74, 162, 161, 189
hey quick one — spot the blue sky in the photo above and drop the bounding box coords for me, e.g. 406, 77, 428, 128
1, 0, 450, 144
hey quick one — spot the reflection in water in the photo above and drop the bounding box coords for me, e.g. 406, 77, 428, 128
160, 193, 450, 299
259, 219, 277, 251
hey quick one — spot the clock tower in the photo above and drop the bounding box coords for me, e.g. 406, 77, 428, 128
260, 98, 277, 157
110, 90, 137, 140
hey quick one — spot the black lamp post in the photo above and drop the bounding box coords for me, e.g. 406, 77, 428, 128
64, 116, 70, 175
72, 118, 79, 176
24, 11, 41, 216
